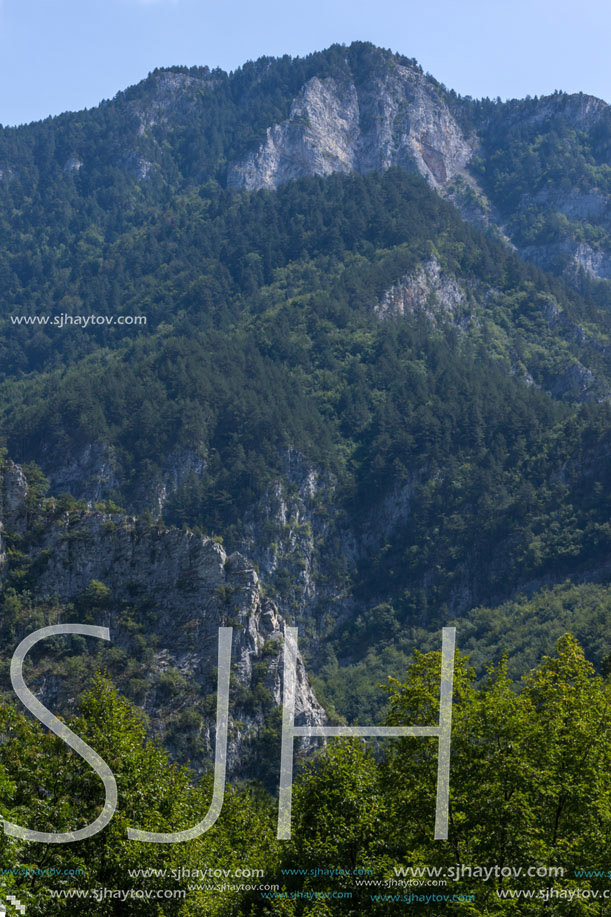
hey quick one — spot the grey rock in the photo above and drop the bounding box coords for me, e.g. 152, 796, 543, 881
545, 361, 596, 400
227, 62, 610, 284
0, 460, 28, 530
572, 243, 611, 280
521, 240, 611, 281
41, 441, 207, 514
43, 442, 120, 503
0, 460, 325, 775
228, 65, 473, 191
229, 78, 360, 190
374, 257, 473, 328
63, 156, 83, 173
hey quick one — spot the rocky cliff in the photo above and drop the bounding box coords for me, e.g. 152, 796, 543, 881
0, 459, 325, 779
227, 64, 474, 192
223, 49, 610, 285
1, 41, 611, 747
2, 43, 608, 286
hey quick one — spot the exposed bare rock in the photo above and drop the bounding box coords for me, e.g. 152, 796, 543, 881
373, 259, 610, 402
533, 189, 609, 223
545, 361, 596, 400
43, 442, 120, 503
355, 64, 473, 186
227, 64, 610, 284
235, 447, 340, 619
374, 257, 476, 330
63, 156, 83, 173
0, 460, 325, 776
132, 69, 219, 136
228, 65, 473, 191
0, 459, 28, 530
229, 77, 360, 190
521, 240, 611, 281
40, 441, 207, 513
522, 93, 608, 131
572, 243, 611, 280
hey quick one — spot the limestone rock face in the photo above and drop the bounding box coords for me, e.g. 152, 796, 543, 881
374, 257, 470, 324
226, 58, 610, 284
514, 92, 608, 132
0, 460, 28, 532
42, 442, 120, 504
229, 78, 360, 190
39, 442, 207, 515
0, 460, 325, 775
228, 65, 474, 191
3, 43, 609, 284
521, 239, 611, 282
373, 257, 608, 402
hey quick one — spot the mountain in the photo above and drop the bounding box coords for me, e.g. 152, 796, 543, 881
3, 41, 611, 915
225, 49, 611, 285
0, 40, 611, 750
1, 42, 608, 295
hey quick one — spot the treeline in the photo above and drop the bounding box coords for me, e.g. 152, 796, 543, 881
1, 636, 610, 914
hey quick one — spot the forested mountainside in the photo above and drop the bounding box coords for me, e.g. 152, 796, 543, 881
0, 42, 609, 300
1, 38, 611, 915
0, 42, 611, 718
0, 42, 609, 728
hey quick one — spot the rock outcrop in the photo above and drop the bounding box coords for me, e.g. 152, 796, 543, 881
0, 459, 325, 777
373, 257, 473, 327
226, 55, 610, 284
228, 65, 474, 191
372, 257, 608, 402
38, 442, 207, 516
3, 43, 609, 284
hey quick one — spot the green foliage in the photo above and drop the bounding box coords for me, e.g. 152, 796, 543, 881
1, 166, 610, 603
0, 637, 610, 914
0, 52, 610, 916
464, 92, 611, 293
0, 676, 278, 916
260, 635, 611, 915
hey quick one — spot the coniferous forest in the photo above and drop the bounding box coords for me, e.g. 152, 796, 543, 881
0, 41, 611, 914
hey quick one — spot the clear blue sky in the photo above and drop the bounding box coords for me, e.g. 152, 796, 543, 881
0, 0, 609, 127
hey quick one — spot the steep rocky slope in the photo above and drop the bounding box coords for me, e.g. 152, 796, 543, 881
227, 65, 472, 191
1, 43, 608, 288
0, 459, 325, 778
221, 48, 610, 285
1, 42, 611, 741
